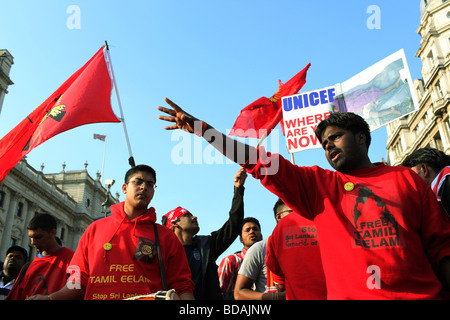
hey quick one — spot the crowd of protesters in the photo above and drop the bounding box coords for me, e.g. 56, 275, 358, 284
2, 107, 450, 300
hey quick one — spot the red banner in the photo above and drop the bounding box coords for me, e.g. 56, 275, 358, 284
0, 47, 120, 183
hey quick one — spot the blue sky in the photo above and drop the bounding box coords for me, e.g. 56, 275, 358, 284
0, 1, 424, 262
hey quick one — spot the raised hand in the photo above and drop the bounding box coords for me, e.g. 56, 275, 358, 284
234, 167, 248, 188
157, 98, 199, 133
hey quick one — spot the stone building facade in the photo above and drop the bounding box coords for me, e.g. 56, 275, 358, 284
386, 0, 450, 164
0, 159, 119, 260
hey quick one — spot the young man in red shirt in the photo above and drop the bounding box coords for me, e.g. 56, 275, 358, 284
8, 214, 74, 300
158, 98, 450, 299
29, 164, 194, 300
265, 199, 327, 300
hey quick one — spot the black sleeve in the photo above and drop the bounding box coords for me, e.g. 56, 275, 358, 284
439, 176, 450, 217
209, 186, 245, 260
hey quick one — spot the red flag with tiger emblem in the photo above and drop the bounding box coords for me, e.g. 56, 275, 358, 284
0, 46, 120, 183
229, 63, 311, 139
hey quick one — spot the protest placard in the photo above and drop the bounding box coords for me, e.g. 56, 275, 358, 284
282, 87, 335, 153
281, 49, 419, 154
336, 49, 419, 131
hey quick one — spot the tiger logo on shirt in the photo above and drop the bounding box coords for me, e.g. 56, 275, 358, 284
134, 237, 157, 263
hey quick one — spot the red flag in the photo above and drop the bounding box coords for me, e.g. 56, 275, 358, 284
229, 63, 311, 138
0, 47, 120, 183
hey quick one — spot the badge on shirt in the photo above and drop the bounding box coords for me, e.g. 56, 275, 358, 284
134, 237, 157, 263
193, 249, 201, 261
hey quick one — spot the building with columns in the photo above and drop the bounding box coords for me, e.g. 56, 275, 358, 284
0, 158, 119, 260
386, 0, 450, 164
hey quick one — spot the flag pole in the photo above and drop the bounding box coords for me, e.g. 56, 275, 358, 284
104, 41, 136, 167
255, 133, 267, 149
255, 125, 296, 164
256, 131, 295, 164
101, 135, 107, 184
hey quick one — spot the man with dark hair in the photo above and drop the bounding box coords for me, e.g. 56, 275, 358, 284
8, 213, 74, 300
314, 111, 373, 172
158, 99, 450, 299
402, 147, 450, 216
272, 198, 293, 222
27, 213, 57, 232
0, 246, 27, 299
162, 168, 247, 300
124, 164, 156, 185
217, 216, 262, 299
266, 199, 327, 300
29, 164, 194, 300
234, 199, 291, 300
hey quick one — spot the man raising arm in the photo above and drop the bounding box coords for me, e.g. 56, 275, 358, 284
158, 98, 450, 300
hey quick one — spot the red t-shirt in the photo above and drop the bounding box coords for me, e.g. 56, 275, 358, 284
69, 202, 194, 300
266, 213, 327, 300
218, 248, 247, 294
8, 246, 74, 300
245, 147, 450, 299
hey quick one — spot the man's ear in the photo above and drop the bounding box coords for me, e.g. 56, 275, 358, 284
420, 163, 432, 179
357, 131, 367, 147
122, 183, 128, 194
171, 221, 179, 232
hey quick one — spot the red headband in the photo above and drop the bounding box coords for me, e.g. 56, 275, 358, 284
162, 207, 190, 228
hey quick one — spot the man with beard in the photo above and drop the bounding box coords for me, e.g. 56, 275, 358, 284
157, 98, 450, 299
0, 246, 27, 299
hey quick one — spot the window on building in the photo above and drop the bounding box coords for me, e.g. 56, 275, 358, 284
16, 202, 23, 217
417, 121, 424, 132
395, 142, 403, 158
414, 125, 419, 138
424, 110, 430, 123
0, 191, 5, 207
60, 227, 65, 241
397, 136, 405, 153
434, 132, 443, 150
437, 80, 443, 97
428, 50, 435, 69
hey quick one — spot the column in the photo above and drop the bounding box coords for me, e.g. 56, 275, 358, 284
0, 190, 17, 258
20, 201, 36, 248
